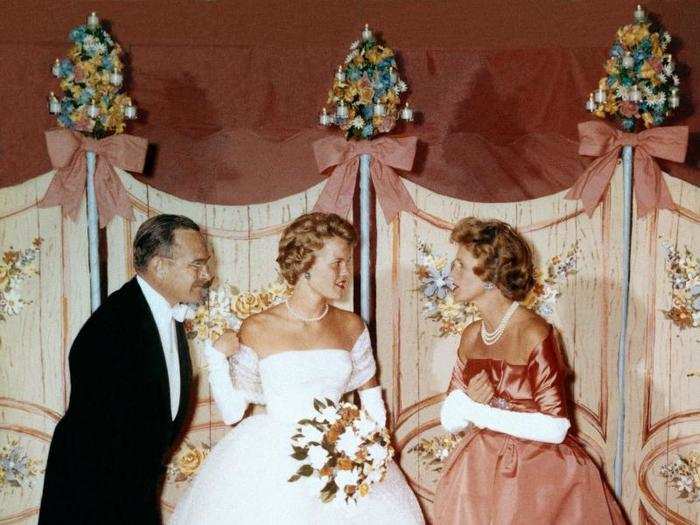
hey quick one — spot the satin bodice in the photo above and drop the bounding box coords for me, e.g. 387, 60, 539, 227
452, 327, 568, 417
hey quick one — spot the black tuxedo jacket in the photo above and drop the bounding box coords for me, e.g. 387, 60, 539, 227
39, 278, 193, 524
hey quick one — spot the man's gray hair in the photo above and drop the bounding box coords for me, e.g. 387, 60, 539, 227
132, 214, 200, 272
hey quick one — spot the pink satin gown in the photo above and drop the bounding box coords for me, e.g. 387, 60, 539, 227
434, 327, 627, 524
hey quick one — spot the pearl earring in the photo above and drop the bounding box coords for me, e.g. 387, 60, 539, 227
304, 272, 311, 280
482, 281, 495, 290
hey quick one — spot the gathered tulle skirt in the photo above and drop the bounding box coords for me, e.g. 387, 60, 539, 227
170, 414, 425, 525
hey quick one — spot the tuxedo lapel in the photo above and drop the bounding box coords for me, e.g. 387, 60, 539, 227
129, 278, 172, 423
173, 321, 192, 436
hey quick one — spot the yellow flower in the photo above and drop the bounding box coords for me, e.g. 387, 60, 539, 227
634, 24, 650, 42
343, 83, 359, 103
437, 295, 464, 320
265, 280, 292, 300
176, 446, 207, 477
358, 483, 369, 497
617, 26, 637, 48
603, 96, 618, 115
642, 112, 654, 128
232, 292, 266, 318
639, 61, 656, 80
337, 457, 354, 470
0, 265, 9, 288
650, 33, 663, 57
605, 59, 619, 76
381, 89, 399, 106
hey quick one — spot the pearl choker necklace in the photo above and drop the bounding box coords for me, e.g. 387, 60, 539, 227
480, 301, 519, 346
285, 300, 329, 323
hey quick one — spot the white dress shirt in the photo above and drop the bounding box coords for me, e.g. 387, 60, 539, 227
137, 275, 181, 420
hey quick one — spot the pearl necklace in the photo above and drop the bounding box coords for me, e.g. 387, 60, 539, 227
480, 301, 519, 346
285, 300, 329, 323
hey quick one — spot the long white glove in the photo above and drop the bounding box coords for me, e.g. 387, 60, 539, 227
359, 386, 387, 428
204, 342, 249, 425
440, 390, 570, 444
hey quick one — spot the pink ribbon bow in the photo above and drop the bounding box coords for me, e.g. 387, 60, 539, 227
39, 129, 148, 227
566, 121, 688, 217
312, 136, 419, 223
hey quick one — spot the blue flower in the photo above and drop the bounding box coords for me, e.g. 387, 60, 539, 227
101, 55, 113, 70
622, 119, 635, 131
422, 267, 455, 300
653, 114, 665, 125
634, 49, 648, 62
361, 123, 374, 138
361, 105, 374, 119
58, 113, 73, 127
59, 59, 74, 77
61, 99, 75, 112
347, 67, 362, 82
607, 76, 618, 87
69, 26, 86, 43
610, 44, 624, 57
77, 90, 92, 106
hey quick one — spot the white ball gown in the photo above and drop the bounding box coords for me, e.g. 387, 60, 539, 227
170, 327, 425, 524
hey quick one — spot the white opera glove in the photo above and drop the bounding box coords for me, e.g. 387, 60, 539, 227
204, 341, 249, 425
358, 386, 387, 428
440, 390, 472, 433
441, 389, 570, 444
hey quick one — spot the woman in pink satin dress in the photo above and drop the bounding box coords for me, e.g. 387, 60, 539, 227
434, 218, 626, 525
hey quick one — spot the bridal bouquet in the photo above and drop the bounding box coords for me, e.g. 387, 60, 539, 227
289, 398, 393, 504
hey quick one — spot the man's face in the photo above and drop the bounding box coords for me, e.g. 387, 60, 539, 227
156, 229, 212, 305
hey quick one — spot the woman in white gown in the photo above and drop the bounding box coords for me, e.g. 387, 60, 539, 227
171, 212, 424, 525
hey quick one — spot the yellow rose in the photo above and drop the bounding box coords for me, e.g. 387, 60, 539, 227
232, 292, 265, 318
639, 61, 655, 79
605, 59, 619, 76
642, 112, 654, 128
177, 447, 206, 477
358, 483, 369, 497
617, 27, 637, 48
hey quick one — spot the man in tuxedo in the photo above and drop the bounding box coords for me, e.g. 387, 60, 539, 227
39, 214, 211, 524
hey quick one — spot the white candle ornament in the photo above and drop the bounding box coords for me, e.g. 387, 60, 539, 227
87, 12, 99, 29
87, 101, 100, 118
123, 104, 137, 119
362, 24, 372, 41
373, 103, 386, 117
52, 59, 61, 77
594, 88, 607, 104
629, 85, 641, 103
400, 102, 414, 121
109, 70, 123, 86
336, 101, 349, 120
48, 92, 61, 114
634, 5, 646, 23
319, 108, 333, 126
585, 94, 596, 112
335, 65, 345, 82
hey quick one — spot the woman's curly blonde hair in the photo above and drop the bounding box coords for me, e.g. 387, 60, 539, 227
277, 212, 357, 285
450, 217, 535, 301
